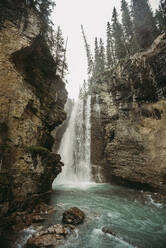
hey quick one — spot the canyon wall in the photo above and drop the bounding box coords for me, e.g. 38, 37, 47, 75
0, 1, 67, 227
53, 98, 74, 153
91, 33, 166, 194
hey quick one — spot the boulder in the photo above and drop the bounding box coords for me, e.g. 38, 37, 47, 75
27, 224, 67, 248
62, 207, 85, 225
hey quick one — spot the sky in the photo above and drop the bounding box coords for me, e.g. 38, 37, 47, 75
51, 0, 160, 99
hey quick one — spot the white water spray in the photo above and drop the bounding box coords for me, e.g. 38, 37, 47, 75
55, 95, 92, 184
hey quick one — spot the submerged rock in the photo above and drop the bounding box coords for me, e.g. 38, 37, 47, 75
27, 224, 67, 248
102, 227, 116, 236
62, 207, 85, 225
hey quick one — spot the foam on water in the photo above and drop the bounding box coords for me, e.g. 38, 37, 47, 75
53, 182, 97, 190
14, 227, 36, 248
147, 194, 163, 208
92, 227, 137, 248
107, 212, 121, 219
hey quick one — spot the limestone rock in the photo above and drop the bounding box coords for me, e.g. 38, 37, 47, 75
91, 33, 166, 194
0, 1, 67, 232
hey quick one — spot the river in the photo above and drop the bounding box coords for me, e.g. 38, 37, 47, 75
47, 182, 166, 248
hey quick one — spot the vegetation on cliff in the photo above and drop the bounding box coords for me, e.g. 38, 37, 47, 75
81, 0, 166, 93
0, 0, 68, 79
80, 0, 166, 194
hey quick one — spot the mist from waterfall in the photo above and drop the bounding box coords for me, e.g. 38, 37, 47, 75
55, 95, 92, 184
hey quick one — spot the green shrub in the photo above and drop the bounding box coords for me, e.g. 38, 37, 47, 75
26, 145, 50, 154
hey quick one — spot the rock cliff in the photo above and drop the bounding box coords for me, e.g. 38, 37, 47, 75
91, 33, 166, 194
0, 1, 67, 228
53, 98, 74, 153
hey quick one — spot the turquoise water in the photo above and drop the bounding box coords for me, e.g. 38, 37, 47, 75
49, 183, 166, 248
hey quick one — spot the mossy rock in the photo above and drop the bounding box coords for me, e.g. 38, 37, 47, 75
26, 145, 50, 155
0, 173, 9, 185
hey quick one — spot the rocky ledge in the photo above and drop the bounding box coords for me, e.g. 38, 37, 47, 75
27, 224, 68, 248
26, 207, 85, 248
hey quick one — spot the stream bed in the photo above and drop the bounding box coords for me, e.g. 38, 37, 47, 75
47, 183, 166, 248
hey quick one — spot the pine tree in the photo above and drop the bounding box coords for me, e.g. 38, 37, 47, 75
61, 37, 68, 79
99, 38, 105, 73
155, 0, 166, 31
121, 0, 136, 54
121, 0, 140, 54
83, 80, 88, 96
106, 22, 115, 69
53, 26, 68, 77
111, 7, 126, 60
81, 25, 93, 75
121, 0, 133, 39
33, 0, 55, 33
132, 0, 158, 49
92, 37, 106, 82
93, 37, 100, 78
160, 0, 166, 21
94, 37, 99, 66
79, 86, 83, 100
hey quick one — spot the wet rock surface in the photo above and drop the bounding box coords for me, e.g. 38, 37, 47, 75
5, 203, 56, 232
102, 227, 116, 236
27, 224, 68, 248
62, 207, 85, 225
26, 207, 86, 248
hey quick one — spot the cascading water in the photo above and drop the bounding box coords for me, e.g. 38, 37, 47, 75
55, 95, 92, 184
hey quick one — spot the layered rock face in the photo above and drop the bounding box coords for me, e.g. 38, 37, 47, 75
53, 98, 74, 153
92, 33, 166, 193
0, 2, 67, 224
91, 93, 106, 182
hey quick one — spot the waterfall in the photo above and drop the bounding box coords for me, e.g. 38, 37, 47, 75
55, 95, 92, 184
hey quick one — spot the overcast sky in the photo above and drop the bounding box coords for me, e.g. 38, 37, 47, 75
51, 0, 160, 99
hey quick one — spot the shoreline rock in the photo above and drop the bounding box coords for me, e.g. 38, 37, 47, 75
26, 207, 85, 248
27, 224, 68, 248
